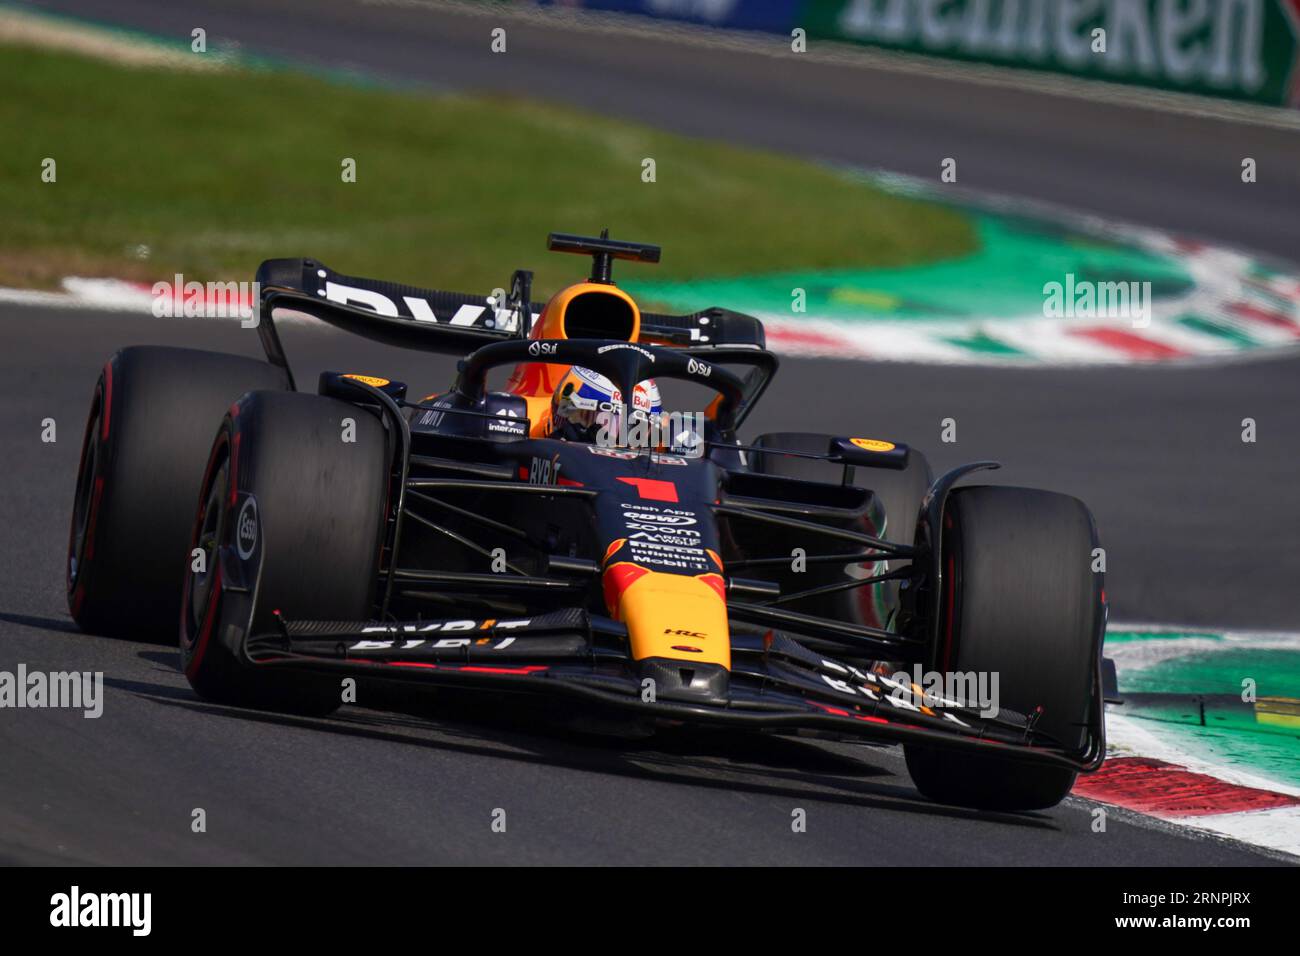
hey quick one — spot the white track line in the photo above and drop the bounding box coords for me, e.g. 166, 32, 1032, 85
1188, 806, 1300, 857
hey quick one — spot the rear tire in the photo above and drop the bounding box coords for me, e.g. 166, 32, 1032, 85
749, 432, 931, 547
904, 485, 1103, 811
750, 432, 931, 624
180, 390, 389, 715
67, 347, 289, 642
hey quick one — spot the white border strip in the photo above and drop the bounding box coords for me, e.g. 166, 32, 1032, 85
1097, 622, 1300, 859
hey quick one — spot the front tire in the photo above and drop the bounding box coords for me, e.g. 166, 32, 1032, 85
180, 390, 389, 715
904, 485, 1104, 811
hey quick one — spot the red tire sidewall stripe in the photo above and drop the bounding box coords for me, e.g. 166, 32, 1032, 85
100, 360, 112, 442
84, 477, 104, 561
184, 563, 222, 679
226, 401, 242, 508
183, 420, 234, 677
940, 511, 957, 675
68, 370, 109, 604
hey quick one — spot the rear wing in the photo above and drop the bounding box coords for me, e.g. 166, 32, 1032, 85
253, 258, 767, 386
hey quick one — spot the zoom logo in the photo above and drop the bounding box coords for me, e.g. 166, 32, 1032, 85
622, 510, 697, 526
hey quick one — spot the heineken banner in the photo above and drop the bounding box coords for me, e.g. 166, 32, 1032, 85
553, 1, 1300, 107
800, 0, 1300, 106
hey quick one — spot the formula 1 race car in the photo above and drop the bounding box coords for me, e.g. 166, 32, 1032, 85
67, 232, 1108, 811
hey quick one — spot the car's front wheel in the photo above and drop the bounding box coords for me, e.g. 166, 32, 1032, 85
180, 390, 389, 715
903, 485, 1104, 812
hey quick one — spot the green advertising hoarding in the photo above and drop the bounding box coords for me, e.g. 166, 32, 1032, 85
798, 0, 1300, 106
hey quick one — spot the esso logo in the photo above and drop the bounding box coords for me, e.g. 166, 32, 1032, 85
235, 497, 259, 560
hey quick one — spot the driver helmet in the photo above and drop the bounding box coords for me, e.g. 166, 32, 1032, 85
549, 366, 661, 444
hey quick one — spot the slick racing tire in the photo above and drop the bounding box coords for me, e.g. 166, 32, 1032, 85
749, 432, 932, 620
67, 347, 290, 642
180, 390, 388, 716
904, 486, 1103, 812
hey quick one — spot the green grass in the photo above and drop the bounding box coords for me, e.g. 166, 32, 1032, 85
0, 42, 976, 294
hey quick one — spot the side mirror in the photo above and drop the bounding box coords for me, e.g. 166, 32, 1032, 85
829, 436, 910, 471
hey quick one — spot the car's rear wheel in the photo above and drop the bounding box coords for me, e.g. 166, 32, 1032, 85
749, 432, 932, 624
180, 390, 389, 715
904, 485, 1103, 812
750, 431, 932, 544
67, 347, 289, 642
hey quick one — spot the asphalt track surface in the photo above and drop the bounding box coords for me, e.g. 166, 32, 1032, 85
2, 0, 1298, 864
1, 309, 1296, 865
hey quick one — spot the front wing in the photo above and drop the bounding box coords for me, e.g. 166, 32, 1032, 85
244, 609, 1104, 772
